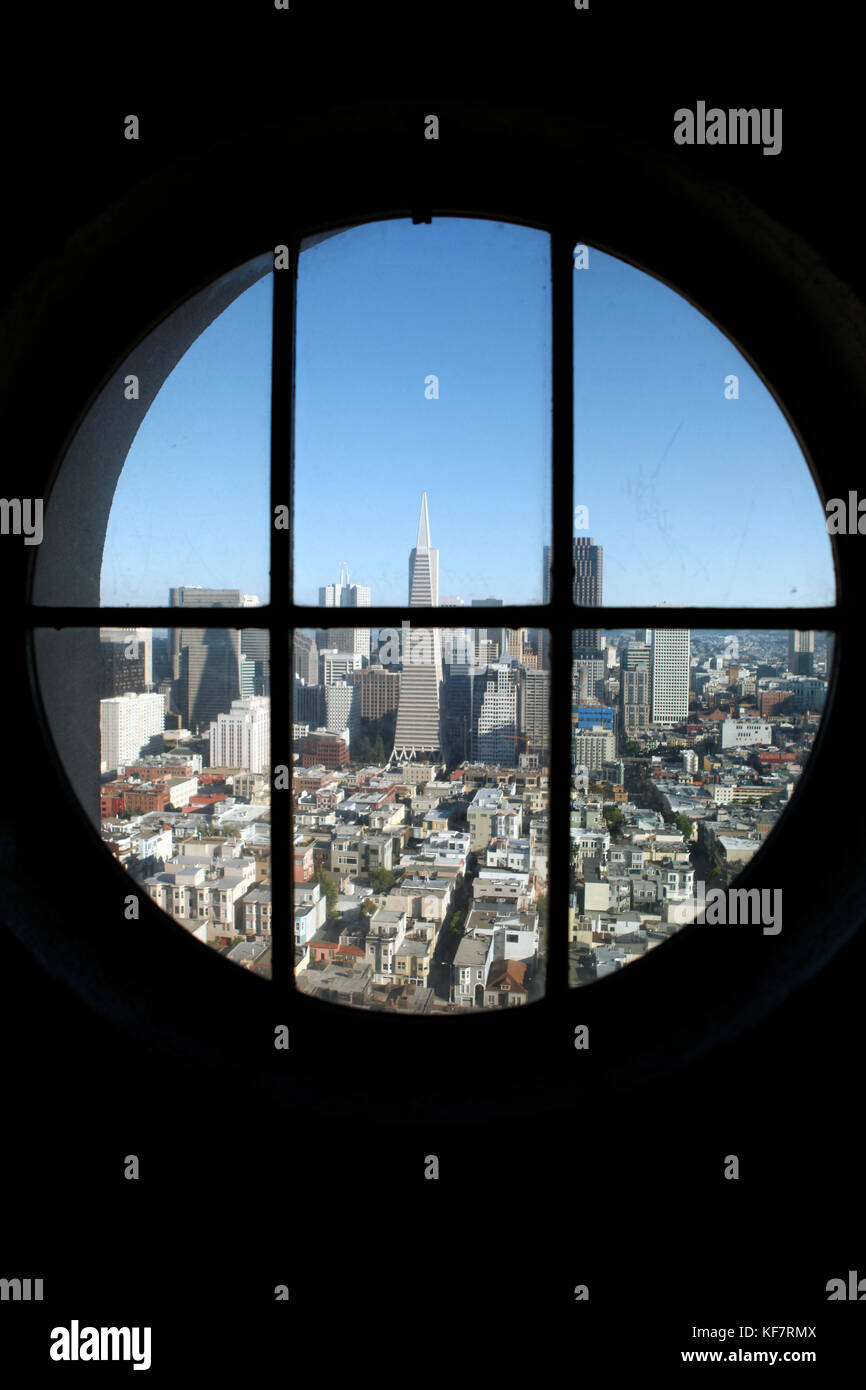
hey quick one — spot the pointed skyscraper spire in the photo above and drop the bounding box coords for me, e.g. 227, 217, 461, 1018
416, 491, 431, 552
393, 491, 442, 764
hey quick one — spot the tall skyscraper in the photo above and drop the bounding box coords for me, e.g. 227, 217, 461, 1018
620, 634, 652, 739
442, 658, 473, 763
470, 663, 522, 766
328, 627, 371, 663
651, 629, 691, 725
521, 667, 551, 760
320, 567, 371, 662
241, 628, 270, 695
623, 638, 651, 671
543, 536, 603, 610
324, 681, 361, 749
321, 649, 363, 683
572, 536, 604, 657
100, 692, 166, 774
788, 629, 815, 677
169, 587, 243, 733
392, 492, 443, 762
99, 628, 153, 694
292, 631, 319, 687
621, 668, 651, 738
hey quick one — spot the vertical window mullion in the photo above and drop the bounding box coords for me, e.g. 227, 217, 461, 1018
271, 235, 300, 990
548, 225, 575, 1002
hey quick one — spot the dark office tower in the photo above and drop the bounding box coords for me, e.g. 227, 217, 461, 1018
242, 628, 271, 695
620, 667, 651, 738
471, 596, 506, 661
99, 634, 146, 699
168, 587, 243, 733
825, 632, 835, 674
292, 630, 319, 687
392, 492, 443, 762
521, 667, 551, 760
573, 537, 602, 605
544, 536, 603, 609
442, 659, 473, 764
293, 679, 325, 728
571, 536, 604, 661
788, 629, 815, 677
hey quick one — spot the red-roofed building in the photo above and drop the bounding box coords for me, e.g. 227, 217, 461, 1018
483, 958, 528, 1008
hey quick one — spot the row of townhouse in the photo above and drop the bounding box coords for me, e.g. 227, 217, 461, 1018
451, 906, 540, 1008
144, 853, 257, 936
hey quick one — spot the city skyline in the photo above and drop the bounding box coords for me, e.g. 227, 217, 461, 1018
98, 221, 834, 609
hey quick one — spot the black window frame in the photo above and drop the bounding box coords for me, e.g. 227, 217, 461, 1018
2, 102, 857, 1125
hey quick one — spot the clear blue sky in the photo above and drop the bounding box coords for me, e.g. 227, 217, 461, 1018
101, 271, 272, 607
100, 219, 834, 609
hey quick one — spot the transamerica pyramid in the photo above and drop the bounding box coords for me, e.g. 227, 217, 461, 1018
392, 492, 444, 763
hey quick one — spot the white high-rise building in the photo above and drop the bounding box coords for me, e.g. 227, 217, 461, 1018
571, 726, 616, 772
208, 696, 270, 773
472, 664, 522, 766
100, 692, 166, 773
651, 629, 691, 725
393, 492, 443, 763
322, 649, 363, 684
320, 569, 371, 661
324, 681, 361, 748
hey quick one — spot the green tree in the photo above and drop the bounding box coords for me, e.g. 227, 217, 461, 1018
312, 867, 338, 919
370, 867, 396, 895
360, 897, 377, 916
603, 805, 624, 835
623, 741, 643, 758
675, 813, 693, 841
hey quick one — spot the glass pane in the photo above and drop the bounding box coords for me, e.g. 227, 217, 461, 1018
571, 245, 834, 606
292, 624, 550, 1011
34, 627, 272, 976
32, 255, 273, 608
293, 219, 551, 604
569, 627, 830, 986
102, 274, 272, 605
